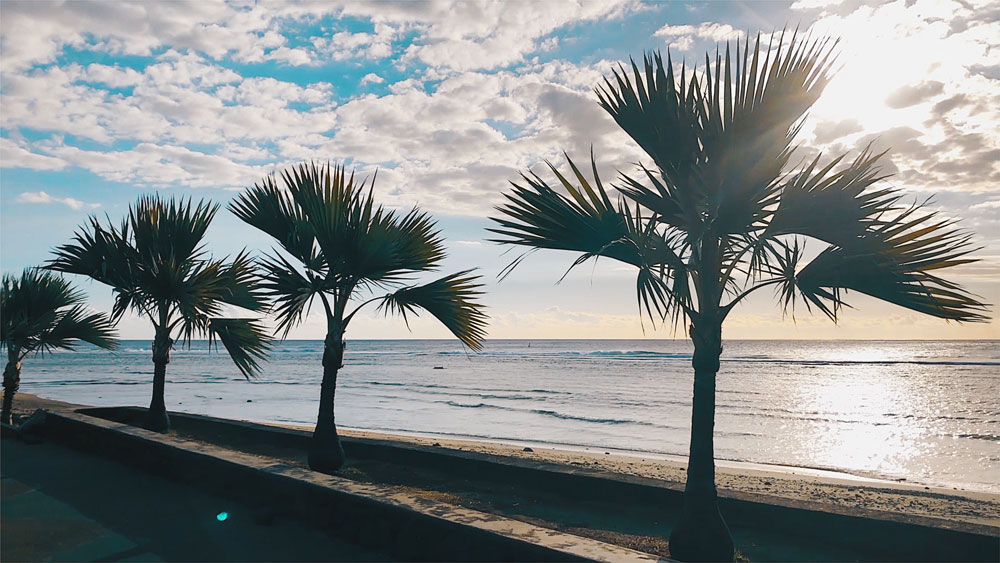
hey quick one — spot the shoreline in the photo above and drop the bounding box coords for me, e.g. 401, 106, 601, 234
233, 415, 1000, 498
11, 393, 1000, 527
331, 426, 1000, 500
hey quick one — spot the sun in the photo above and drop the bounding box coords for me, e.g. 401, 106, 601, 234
804, 0, 967, 141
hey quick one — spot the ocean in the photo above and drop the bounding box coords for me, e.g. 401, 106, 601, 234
15, 339, 999, 493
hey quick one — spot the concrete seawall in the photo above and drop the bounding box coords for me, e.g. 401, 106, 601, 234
32, 408, 665, 562
79, 406, 1000, 562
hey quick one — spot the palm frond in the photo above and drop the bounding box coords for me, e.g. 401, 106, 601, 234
281, 161, 366, 278
48, 216, 139, 311
216, 251, 269, 312
617, 163, 697, 232
600, 33, 838, 236
793, 209, 988, 322
769, 237, 808, 318
229, 174, 321, 268
490, 153, 692, 326
489, 153, 648, 270
129, 195, 217, 267
766, 146, 897, 247
257, 252, 324, 338
266, 161, 446, 285
596, 51, 703, 186
34, 305, 119, 355
209, 318, 272, 378
375, 270, 488, 350
2, 268, 118, 356
703, 31, 838, 235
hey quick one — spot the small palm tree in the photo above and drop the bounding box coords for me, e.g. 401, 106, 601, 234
490, 33, 989, 561
1, 268, 118, 424
231, 162, 488, 473
48, 195, 271, 432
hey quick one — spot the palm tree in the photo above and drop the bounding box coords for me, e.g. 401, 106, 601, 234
48, 195, 272, 432
230, 162, 488, 474
490, 33, 989, 561
1, 268, 118, 424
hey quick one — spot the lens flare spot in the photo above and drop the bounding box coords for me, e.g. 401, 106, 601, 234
216, 511, 229, 522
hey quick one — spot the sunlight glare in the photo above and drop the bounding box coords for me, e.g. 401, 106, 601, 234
805, 0, 973, 142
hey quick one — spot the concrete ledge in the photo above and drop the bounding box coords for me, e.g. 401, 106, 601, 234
78, 407, 1000, 562
39, 409, 665, 562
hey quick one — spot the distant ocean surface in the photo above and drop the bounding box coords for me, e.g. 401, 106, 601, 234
17, 339, 1000, 493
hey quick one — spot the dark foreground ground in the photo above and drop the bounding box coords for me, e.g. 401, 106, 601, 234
1, 436, 390, 562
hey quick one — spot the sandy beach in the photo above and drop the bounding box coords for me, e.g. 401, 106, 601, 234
335, 428, 1000, 528
11, 393, 1000, 530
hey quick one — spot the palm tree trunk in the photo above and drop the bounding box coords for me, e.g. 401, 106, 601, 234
309, 332, 346, 473
2, 359, 22, 425
668, 320, 734, 562
147, 330, 172, 432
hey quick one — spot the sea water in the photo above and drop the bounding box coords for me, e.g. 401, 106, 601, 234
16, 339, 999, 493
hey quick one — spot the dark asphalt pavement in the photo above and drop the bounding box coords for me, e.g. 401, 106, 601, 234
1, 436, 390, 562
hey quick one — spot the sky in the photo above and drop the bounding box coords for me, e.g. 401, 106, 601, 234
1, 0, 997, 341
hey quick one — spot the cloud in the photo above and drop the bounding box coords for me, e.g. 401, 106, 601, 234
2, 0, 997, 225
0, 138, 67, 170
884, 81, 945, 108
797, 0, 1000, 197
344, 0, 644, 71
311, 24, 398, 62
17, 191, 99, 210
0, 1, 644, 74
789, 0, 844, 9
42, 143, 270, 189
653, 22, 744, 50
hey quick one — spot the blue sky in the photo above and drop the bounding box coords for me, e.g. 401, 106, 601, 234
1, 0, 997, 340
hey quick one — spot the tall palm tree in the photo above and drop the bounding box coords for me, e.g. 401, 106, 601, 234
230, 162, 488, 474
490, 33, 989, 561
2, 268, 118, 424
48, 195, 271, 432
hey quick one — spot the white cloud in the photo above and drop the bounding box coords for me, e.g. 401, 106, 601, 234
790, 0, 845, 10
343, 0, 644, 71
971, 200, 1000, 210
653, 22, 744, 50
42, 143, 270, 189
0, 138, 67, 170
17, 191, 99, 210
799, 0, 1000, 195
2, 0, 996, 225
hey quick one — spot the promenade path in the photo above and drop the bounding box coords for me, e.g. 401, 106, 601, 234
1, 436, 390, 562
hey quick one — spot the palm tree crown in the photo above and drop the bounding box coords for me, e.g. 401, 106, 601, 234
490, 32, 988, 561
231, 162, 488, 348
492, 33, 988, 329
231, 161, 487, 472
2, 268, 118, 423
48, 195, 271, 430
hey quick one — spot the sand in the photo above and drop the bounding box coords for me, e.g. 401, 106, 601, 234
10, 393, 1000, 528
331, 428, 1000, 527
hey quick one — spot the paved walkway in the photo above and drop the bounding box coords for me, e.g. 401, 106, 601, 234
1, 436, 389, 562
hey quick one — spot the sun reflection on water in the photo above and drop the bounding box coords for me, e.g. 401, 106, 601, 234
784, 361, 927, 476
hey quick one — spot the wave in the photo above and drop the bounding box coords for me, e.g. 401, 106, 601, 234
726, 358, 1000, 367
32, 379, 146, 386
352, 380, 571, 396
951, 433, 1000, 442
437, 400, 672, 428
